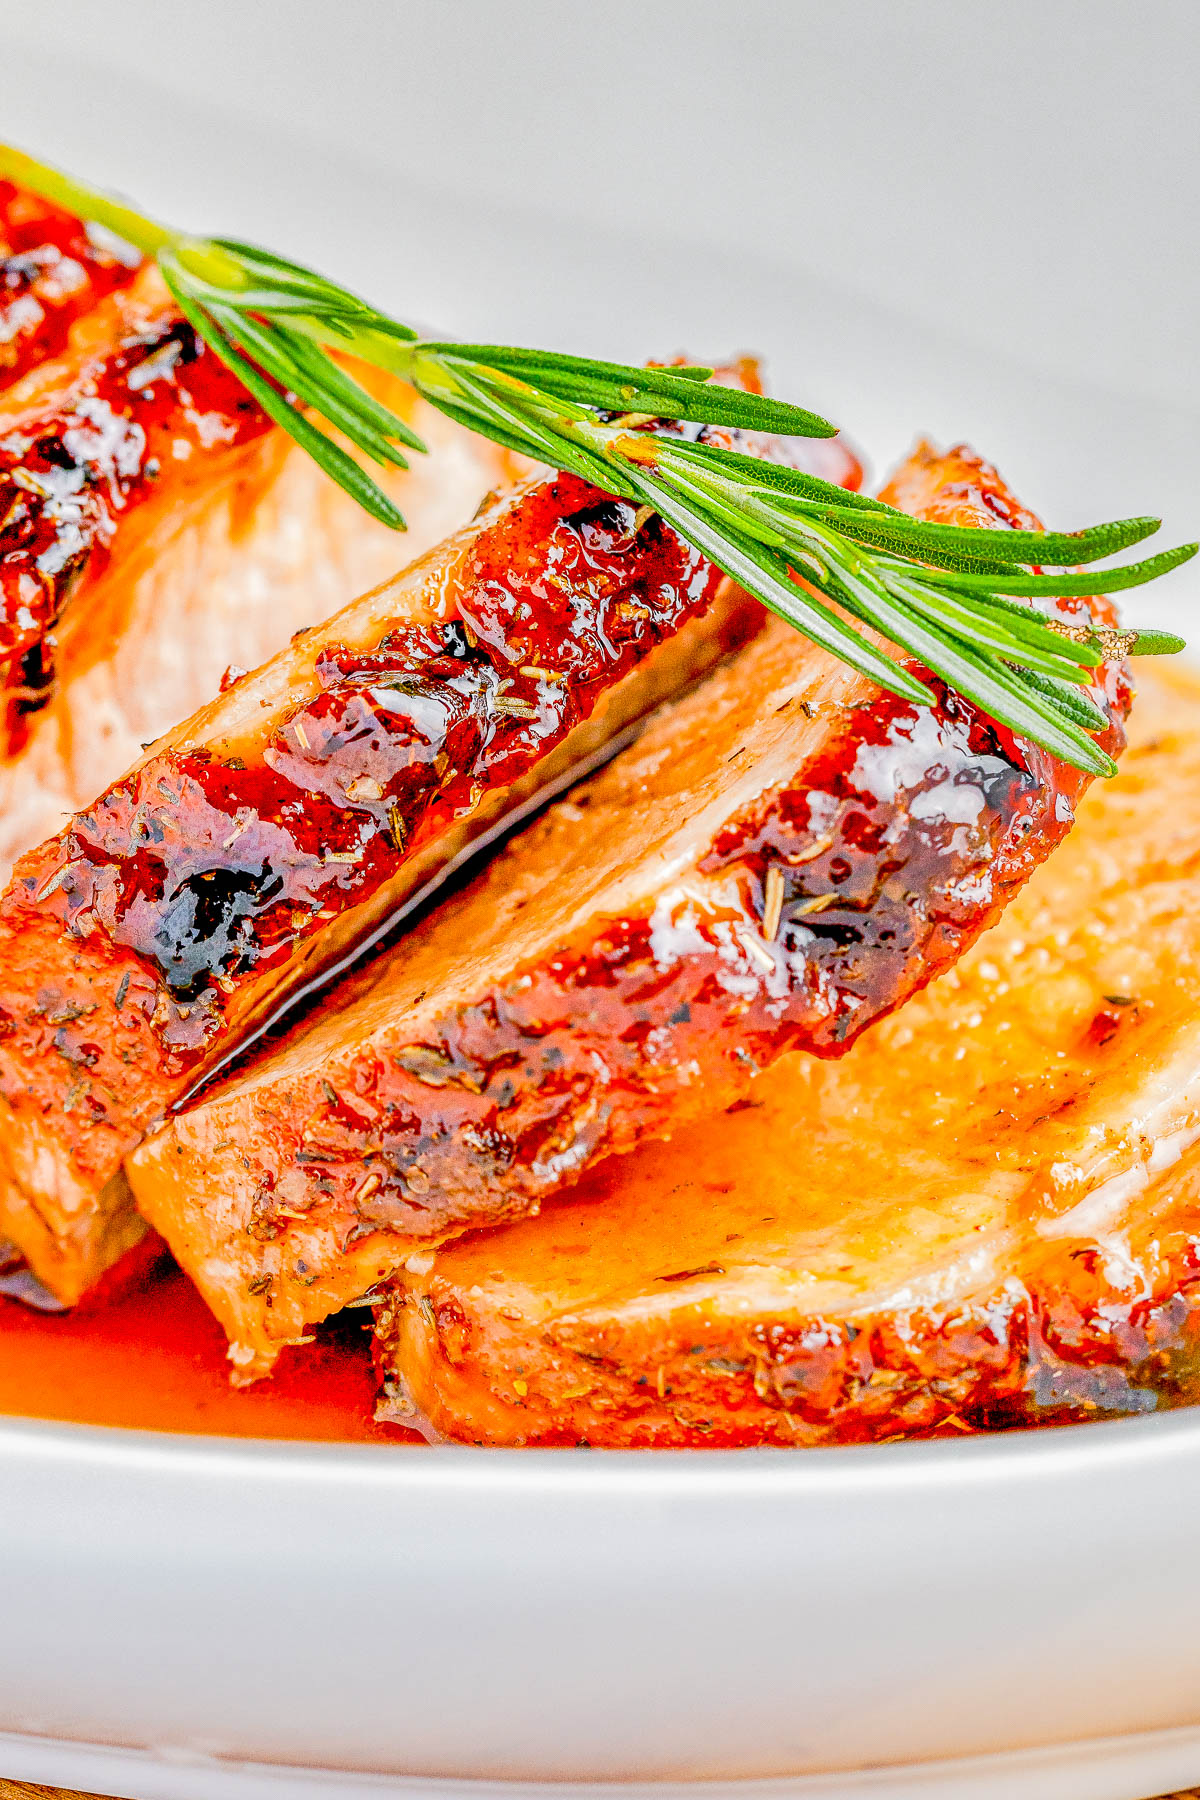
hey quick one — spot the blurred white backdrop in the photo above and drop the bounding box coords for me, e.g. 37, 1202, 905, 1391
5, 0, 1198, 408
3, 0, 1198, 621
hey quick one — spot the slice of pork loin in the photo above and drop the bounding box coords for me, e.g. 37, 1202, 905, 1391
373, 663, 1200, 1446
0, 260, 514, 875
0, 366, 851, 1303
127, 442, 1129, 1377
0, 221, 515, 1304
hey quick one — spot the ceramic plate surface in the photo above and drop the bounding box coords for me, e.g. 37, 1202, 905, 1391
3, 29, 1200, 1800
7, 1416, 1200, 1800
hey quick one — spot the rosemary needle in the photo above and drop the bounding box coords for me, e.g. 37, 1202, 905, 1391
2, 142, 1193, 775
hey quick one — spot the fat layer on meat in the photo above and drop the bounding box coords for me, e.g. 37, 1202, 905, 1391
0, 363, 840, 1303
374, 663, 1200, 1446
127, 442, 1128, 1378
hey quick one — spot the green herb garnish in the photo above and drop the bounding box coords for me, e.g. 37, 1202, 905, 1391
3, 143, 1192, 776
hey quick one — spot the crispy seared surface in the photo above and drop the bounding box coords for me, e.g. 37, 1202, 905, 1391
128, 443, 1128, 1375
0, 363, 844, 1303
374, 664, 1200, 1445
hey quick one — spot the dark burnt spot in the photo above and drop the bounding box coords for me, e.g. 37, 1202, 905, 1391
459, 1121, 517, 1176
440, 619, 476, 660
563, 498, 641, 554
152, 866, 284, 998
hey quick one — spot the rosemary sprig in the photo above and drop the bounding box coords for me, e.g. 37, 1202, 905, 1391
2, 143, 1192, 776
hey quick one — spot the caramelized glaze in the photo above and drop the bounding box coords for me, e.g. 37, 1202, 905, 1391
0, 179, 140, 391
28, 482, 734, 1066
376, 664, 1200, 1447
126, 442, 1129, 1378
0, 359, 858, 1305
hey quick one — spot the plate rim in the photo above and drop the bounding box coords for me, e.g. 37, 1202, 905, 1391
6, 1715, 1200, 1800
6, 1397, 1200, 1485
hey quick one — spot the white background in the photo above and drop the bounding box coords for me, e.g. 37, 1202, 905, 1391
3, 0, 1199, 620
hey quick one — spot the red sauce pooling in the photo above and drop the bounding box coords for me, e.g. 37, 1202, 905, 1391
0, 311, 271, 750
0, 179, 141, 392
0, 1244, 414, 1442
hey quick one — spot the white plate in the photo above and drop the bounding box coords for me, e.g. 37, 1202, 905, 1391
6, 1414, 1200, 1800
3, 27, 1200, 1800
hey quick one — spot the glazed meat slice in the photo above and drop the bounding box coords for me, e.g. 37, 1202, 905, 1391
0, 178, 141, 390
127, 443, 1129, 1377
372, 664, 1200, 1446
0, 257, 513, 867
0, 367, 851, 1303
0, 263, 270, 754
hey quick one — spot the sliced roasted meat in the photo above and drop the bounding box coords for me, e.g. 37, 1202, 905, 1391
0, 179, 141, 390
1, 366, 853, 1303
372, 663, 1200, 1446
0, 296, 516, 878
127, 443, 1129, 1377
0, 245, 517, 810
